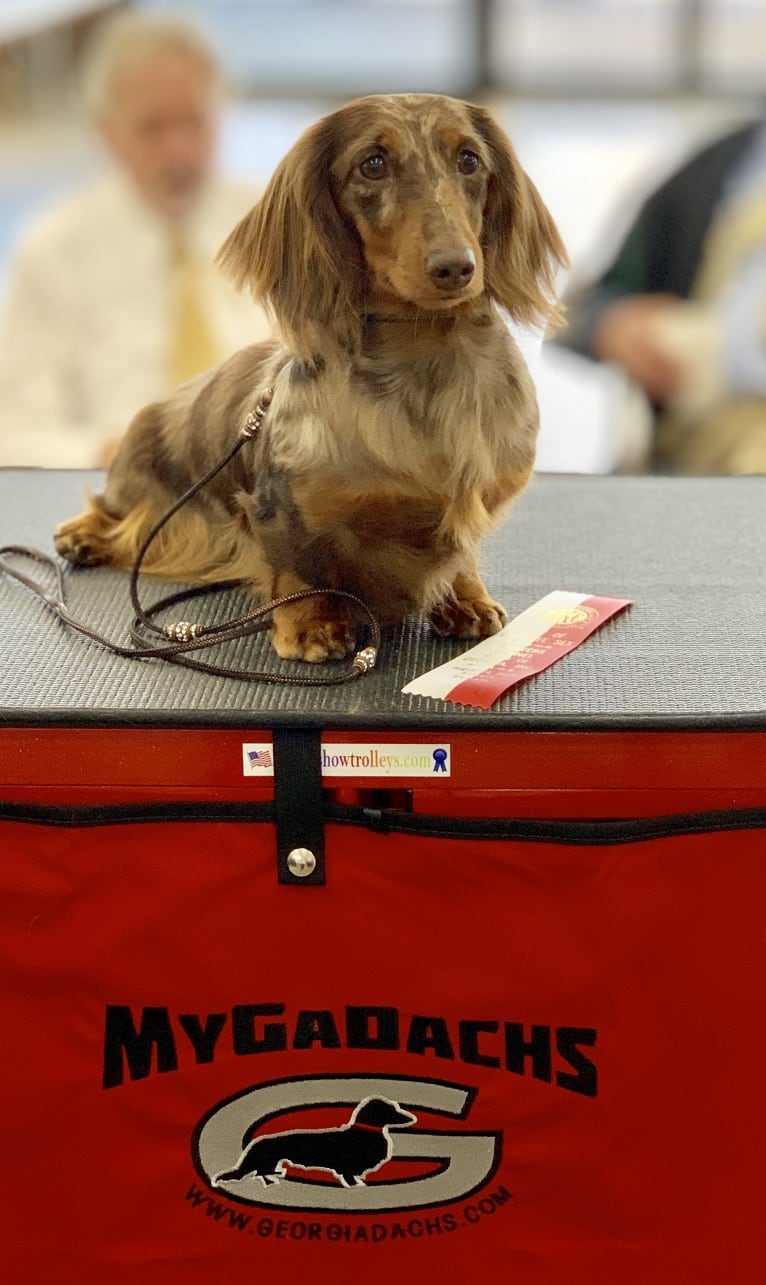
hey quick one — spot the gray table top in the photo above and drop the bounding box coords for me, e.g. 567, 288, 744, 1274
0, 469, 763, 730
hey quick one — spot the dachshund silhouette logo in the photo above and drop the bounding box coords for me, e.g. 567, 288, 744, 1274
213, 1096, 416, 1189
195, 1075, 502, 1213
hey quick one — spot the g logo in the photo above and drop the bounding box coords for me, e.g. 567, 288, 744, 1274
193, 1074, 501, 1213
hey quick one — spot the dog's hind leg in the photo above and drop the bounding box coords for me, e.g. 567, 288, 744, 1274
214, 1166, 278, 1187
54, 494, 149, 570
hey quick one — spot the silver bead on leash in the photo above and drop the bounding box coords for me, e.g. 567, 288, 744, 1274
351, 646, 378, 674
163, 620, 203, 642
240, 386, 274, 440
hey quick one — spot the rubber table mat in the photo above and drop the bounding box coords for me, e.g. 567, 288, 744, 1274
0, 468, 763, 729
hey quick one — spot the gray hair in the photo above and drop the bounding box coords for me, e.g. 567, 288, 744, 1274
80, 10, 222, 119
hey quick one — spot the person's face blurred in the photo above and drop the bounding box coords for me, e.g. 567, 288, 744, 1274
99, 47, 219, 218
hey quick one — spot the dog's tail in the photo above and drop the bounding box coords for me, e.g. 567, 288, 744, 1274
212, 1167, 242, 1186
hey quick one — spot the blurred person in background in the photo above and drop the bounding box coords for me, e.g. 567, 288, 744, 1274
557, 119, 766, 474
0, 9, 271, 468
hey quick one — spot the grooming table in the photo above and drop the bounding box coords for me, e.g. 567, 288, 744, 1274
1, 468, 765, 1285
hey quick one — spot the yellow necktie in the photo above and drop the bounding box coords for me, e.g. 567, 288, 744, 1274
168, 233, 219, 387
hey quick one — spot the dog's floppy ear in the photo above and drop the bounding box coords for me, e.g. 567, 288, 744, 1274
217, 110, 365, 359
469, 105, 568, 330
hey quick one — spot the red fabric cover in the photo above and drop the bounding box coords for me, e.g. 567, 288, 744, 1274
2, 818, 765, 1283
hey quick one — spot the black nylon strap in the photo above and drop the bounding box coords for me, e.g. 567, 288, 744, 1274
0, 800, 275, 827
323, 802, 766, 846
273, 727, 326, 886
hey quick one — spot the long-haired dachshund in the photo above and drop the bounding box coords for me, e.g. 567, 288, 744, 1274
55, 93, 566, 662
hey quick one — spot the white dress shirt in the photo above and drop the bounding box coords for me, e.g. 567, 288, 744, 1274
674, 123, 766, 411
0, 171, 272, 466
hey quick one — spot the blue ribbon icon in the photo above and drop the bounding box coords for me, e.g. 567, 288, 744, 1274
432, 748, 448, 773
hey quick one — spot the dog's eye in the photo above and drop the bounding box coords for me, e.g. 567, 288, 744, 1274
359, 152, 388, 180
457, 149, 481, 175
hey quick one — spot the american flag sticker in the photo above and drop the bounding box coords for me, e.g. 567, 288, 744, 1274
242, 744, 275, 776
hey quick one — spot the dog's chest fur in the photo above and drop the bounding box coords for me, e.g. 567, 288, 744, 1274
240, 312, 538, 616
267, 316, 534, 517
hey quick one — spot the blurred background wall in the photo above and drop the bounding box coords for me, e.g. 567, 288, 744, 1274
1, 0, 764, 470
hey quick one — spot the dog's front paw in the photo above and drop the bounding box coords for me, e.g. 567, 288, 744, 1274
429, 594, 508, 640
271, 598, 357, 662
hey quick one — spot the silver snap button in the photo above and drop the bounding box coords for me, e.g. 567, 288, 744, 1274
286, 847, 317, 878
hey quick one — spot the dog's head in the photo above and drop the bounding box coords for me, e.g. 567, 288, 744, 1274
218, 93, 567, 358
352, 1097, 417, 1130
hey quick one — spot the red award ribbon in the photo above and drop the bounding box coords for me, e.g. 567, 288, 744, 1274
402, 591, 632, 709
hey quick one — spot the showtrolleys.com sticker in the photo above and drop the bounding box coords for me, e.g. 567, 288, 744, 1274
243, 743, 451, 778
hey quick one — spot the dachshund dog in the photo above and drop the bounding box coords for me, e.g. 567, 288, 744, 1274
55, 94, 566, 662
213, 1096, 417, 1189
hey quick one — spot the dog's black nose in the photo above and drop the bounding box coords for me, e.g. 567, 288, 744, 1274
427, 248, 476, 291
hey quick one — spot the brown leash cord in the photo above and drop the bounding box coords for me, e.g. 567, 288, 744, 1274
0, 387, 380, 686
